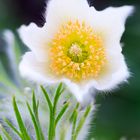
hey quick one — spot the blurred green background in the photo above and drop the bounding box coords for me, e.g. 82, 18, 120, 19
0, 0, 140, 140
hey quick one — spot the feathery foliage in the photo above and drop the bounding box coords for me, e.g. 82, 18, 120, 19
0, 83, 92, 140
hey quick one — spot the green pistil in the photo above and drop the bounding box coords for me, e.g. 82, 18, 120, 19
67, 43, 88, 63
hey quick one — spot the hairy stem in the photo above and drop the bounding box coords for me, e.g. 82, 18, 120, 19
49, 110, 55, 140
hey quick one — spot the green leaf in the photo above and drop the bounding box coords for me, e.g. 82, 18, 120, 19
27, 102, 44, 140
32, 91, 39, 117
53, 83, 64, 114
32, 92, 45, 140
13, 97, 31, 140
73, 105, 92, 140
41, 86, 55, 140
70, 103, 79, 122
41, 84, 66, 140
70, 103, 79, 140
0, 135, 3, 140
41, 86, 53, 113
55, 102, 69, 127
0, 124, 12, 140
71, 110, 78, 140
4, 118, 22, 139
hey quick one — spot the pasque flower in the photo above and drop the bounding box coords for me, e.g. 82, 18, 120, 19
19, 0, 133, 102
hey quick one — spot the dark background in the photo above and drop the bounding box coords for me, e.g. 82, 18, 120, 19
0, 0, 140, 139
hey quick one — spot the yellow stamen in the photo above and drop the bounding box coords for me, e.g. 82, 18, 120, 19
69, 44, 82, 57
49, 20, 107, 82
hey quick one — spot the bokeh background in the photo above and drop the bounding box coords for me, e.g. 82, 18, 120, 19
0, 0, 140, 140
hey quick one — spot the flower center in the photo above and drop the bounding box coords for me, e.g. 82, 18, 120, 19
49, 20, 107, 82
69, 44, 82, 57
68, 43, 88, 63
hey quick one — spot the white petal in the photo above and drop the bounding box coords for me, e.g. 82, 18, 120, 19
46, 0, 90, 21
19, 52, 58, 84
45, 0, 92, 38
18, 23, 49, 60
89, 6, 134, 50
80, 6, 133, 91
86, 53, 129, 91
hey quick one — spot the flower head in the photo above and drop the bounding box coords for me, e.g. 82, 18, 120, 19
19, 0, 133, 102
49, 20, 106, 82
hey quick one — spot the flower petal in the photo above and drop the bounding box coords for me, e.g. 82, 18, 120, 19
89, 6, 134, 50
85, 53, 129, 91
19, 52, 59, 84
46, 0, 90, 21
45, 0, 92, 38
18, 23, 49, 60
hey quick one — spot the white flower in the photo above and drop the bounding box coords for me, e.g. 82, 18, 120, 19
19, 0, 133, 102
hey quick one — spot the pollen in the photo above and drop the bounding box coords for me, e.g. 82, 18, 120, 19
69, 44, 82, 57
49, 20, 107, 82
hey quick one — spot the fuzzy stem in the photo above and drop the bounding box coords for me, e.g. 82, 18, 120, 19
49, 110, 55, 140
